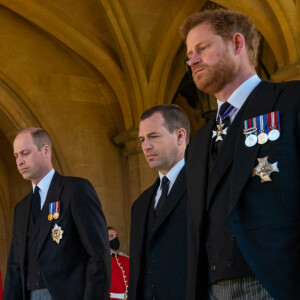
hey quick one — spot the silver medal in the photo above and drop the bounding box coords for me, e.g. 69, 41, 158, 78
268, 129, 280, 141
245, 134, 257, 147
258, 132, 268, 144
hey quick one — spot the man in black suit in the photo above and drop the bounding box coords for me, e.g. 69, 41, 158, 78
180, 9, 300, 300
4, 128, 110, 300
128, 104, 190, 300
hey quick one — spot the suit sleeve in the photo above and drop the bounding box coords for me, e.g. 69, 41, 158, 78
71, 179, 111, 300
3, 208, 23, 300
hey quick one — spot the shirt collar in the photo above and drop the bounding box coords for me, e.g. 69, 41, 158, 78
217, 74, 261, 112
32, 168, 55, 193
158, 158, 185, 184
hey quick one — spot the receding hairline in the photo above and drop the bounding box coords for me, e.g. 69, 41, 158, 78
15, 127, 52, 150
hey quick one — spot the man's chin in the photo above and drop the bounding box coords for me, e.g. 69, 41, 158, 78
21, 173, 31, 181
147, 162, 157, 169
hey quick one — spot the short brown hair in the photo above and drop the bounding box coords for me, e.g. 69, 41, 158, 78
180, 9, 260, 67
140, 104, 190, 144
17, 127, 52, 151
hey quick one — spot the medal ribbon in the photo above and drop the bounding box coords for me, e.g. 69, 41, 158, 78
256, 114, 267, 133
243, 117, 258, 136
54, 201, 60, 216
49, 202, 54, 216
252, 117, 257, 133
216, 105, 236, 122
267, 111, 280, 132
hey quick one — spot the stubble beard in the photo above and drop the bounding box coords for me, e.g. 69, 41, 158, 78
193, 47, 237, 96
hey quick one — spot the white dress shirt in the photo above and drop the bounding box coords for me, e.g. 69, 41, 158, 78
32, 168, 55, 210
154, 158, 185, 208
216, 74, 261, 122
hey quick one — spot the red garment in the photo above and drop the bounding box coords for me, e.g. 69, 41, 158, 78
110, 252, 129, 299
0, 270, 3, 300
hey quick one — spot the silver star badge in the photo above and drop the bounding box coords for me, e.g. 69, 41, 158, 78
52, 224, 64, 244
252, 156, 279, 182
212, 122, 228, 141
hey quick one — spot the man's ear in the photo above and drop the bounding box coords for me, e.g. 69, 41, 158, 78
44, 145, 51, 157
232, 33, 245, 55
177, 128, 187, 146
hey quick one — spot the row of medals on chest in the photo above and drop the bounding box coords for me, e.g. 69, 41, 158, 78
215, 114, 280, 147
48, 212, 59, 221
243, 126, 280, 147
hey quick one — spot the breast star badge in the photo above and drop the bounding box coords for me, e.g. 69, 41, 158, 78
212, 121, 228, 141
252, 156, 279, 182
52, 224, 64, 244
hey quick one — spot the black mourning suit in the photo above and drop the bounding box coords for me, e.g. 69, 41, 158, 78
128, 167, 187, 300
4, 171, 111, 300
185, 80, 300, 300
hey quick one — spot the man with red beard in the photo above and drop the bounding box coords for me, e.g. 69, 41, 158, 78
180, 9, 300, 300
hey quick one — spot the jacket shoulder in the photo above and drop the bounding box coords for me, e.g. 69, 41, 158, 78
132, 178, 159, 207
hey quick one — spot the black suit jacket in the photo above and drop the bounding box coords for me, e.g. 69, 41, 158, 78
128, 167, 187, 300
3, 171, 111, 300
185, 80, 300, 300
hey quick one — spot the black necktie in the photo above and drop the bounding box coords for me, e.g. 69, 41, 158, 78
155, 176, 169, 216
32, 186, 41, 223
213, 101, 232, 158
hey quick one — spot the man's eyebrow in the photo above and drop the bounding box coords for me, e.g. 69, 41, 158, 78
139, 131, 159, 139
186, 41, 207, 56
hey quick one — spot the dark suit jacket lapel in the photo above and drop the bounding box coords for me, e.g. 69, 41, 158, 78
188, 116, 215, 200
153, 167, 186, 233
18, 193, 32, 265
34, 172, 63, 256
133, 178, 159, 259
229, 81, 279, 212
206, 96, 251, 206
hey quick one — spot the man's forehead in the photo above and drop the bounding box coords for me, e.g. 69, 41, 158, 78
13, 132, 35, 150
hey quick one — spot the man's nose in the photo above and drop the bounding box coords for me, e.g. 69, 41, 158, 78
187, 53, 202, 67
142, 139, 152, 151
16, 156, 24, 166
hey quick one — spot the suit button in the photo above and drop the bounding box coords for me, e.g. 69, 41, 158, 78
210, 265, 216, 271
230, 235, 235, 241
37, 272, 41, 275
35, 282, 40, 286
150, 284, 155, 288
148, 270, 152, 274
206, 241, 212, 247
227, 260, 235, 268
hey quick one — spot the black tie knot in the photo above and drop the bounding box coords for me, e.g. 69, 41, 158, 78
34, 185, 40, 194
